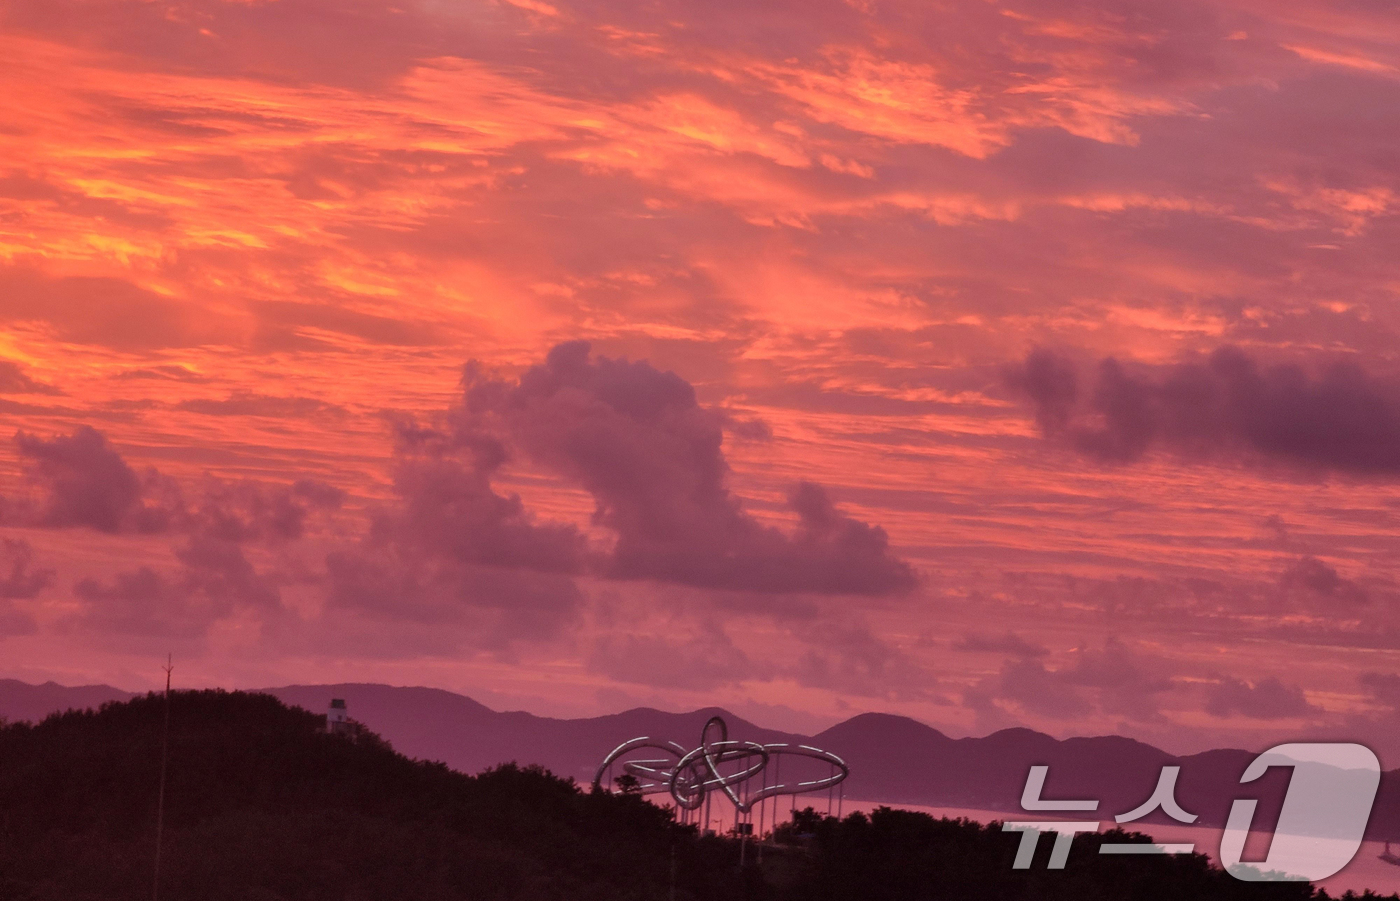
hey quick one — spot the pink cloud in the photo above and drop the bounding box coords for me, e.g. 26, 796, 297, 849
0, 0, 1397, 751
1007, 345, 1400, 475
460, 341, 917, 594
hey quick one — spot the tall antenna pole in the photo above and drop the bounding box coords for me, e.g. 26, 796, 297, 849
153, 654, 173, 901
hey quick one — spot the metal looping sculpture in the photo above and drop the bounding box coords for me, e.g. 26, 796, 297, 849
593, 715, 848, 815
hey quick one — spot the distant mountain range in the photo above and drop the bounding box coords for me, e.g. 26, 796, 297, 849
4, 678, 1396, 839
0, 679, 136, 724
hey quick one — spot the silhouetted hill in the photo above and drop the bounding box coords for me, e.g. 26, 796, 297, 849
0, 690, 1372, 901
0, 690, 746, 901
6, 679, 1397, 841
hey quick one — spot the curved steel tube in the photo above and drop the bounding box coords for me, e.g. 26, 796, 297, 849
592, 716, 849, 815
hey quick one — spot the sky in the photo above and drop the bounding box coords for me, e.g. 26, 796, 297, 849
1, 0, 1399, 758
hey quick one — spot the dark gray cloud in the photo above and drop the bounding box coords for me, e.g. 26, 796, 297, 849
11, 425, 345, 543
176, 392, 346, 419
965, 639, 1179, 724
69, 534, 281, 643
0, 360, 60, 395
459, 341, 916, 595
174, 535, 281, 610
1277, 556, 1369, 610
321, 422, 588, 651
1003, 348, 1077, 435
378, 430, 585, 573
790, 622, 939, 701
1362, 672, 1400, 709
188, 478, 344, 544
1008, 346, 1400, 475
6, 425, 343, 644
1343, 673, 1400, 761
587, 621, 773, 691
1204, 675, 1317, 720
324, 544, 585, 651
12, 426, 172, 533
0, 539, 52, 600
954, 630, 1049, 658
6, 418, 578, 654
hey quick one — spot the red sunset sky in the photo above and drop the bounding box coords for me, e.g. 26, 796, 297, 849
1, 0, 1398, 758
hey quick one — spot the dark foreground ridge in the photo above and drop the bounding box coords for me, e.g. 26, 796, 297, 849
0, 690, 1391, 901
6, 680, 1399, 840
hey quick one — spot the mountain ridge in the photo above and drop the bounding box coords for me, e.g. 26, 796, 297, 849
3, 677, 1395, 839
3, 689, 1351, 901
